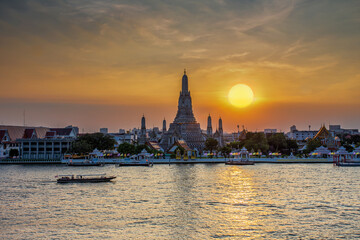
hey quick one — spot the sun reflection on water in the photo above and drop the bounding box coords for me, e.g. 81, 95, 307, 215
212, 166, 268, 238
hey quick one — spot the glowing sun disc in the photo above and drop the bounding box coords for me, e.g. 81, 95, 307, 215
228, 84, 254, 108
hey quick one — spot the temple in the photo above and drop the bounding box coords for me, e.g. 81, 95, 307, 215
313, 124, 340, 150
160, 70, 205, 151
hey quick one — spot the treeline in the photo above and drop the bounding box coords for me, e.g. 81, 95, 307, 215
205, 132, 299, 156
117, 142, 162, 156
338, 134, 360, 152
72, 133, 116, 154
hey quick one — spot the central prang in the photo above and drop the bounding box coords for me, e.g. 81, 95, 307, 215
160, 70, 205, 151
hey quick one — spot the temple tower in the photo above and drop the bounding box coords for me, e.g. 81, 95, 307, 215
218, 117, 224, 147
219, 117, 223, 136
173, 69, 196, 123
139, 115, 147, 145
163, 118, 167, 133
207, 114, 213, 136
160, 70, 205, 151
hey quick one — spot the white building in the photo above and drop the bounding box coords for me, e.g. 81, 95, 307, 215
329, 125, 359, 135
18, 127, 77, 160
264, 129, 277, 134
0, 130, 18, 158
109, 132, 137, 147
286, 125, 318, 141
100, 128, 108, 134
0, 126, 48, 159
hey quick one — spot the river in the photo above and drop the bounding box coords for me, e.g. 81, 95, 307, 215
0, 164, 359, 239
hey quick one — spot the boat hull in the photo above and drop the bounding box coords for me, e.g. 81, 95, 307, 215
335, 162, 360, 167
57, 176, 116, 183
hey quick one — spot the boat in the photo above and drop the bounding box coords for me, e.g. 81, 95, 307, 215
333, 146, 360, 167
226, 147, 254, 165
335, 162, 360, 167
118, 149, 154, 167
56, 174, 116, 183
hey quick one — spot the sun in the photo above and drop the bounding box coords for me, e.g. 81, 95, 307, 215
228, 84, 254, 108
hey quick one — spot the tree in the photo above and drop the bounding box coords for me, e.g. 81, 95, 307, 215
117, 142, 136, 155
72, 140, 92, 154
229, 141, 243, 150
135, 144, 151, 154
304, 139, 322, 154
343, 144, 354, 152
205, 138, 218, 153
243, 132, 269, 154
76, 133, 116, 151
219, 145, 231, 158
268, 133, 287, 152
286, 139, 299, 154
71, 133, 116, 154
9, 149, 19, 158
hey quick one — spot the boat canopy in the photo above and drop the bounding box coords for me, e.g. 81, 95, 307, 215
57, 173, 107, 177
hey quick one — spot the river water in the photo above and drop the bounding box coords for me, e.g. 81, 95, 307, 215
0, 164, 359, 239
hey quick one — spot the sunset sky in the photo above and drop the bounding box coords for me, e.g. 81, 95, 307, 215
0, 0, 359, 133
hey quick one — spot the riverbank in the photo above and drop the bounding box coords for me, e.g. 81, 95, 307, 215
0, 157, 333, 165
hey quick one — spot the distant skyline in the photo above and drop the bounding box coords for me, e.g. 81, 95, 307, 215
0, 0, 359, 133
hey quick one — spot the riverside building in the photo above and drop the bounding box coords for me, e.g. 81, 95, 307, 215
286, 125, 318, 141
18, 127, 77, 160
0, 125, 48, 159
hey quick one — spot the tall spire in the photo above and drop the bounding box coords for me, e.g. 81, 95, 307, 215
141, 115, 146, 130
139, 115, 147, 145
207, 114, 213, 136
163, 118, 167, 132
174, 70, 195, 123
182, 69, 188, 94
219, 117, 223, 135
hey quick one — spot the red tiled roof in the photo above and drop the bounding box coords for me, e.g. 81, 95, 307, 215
177, 140, 192, 151
45, 131, 56, 138
0, 125, 49, 141
0, 130, 6, 143
314, 125, 330, 140
35, 128, 49, 139
147, 141, 162, 151
23, 129, 35, 139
